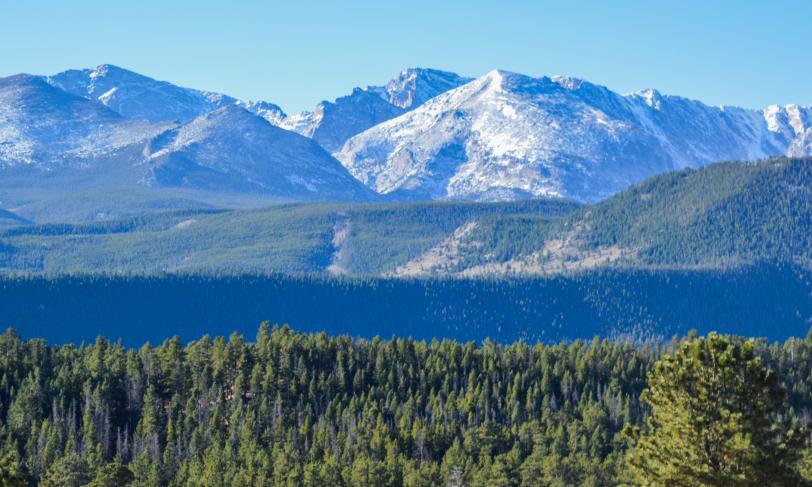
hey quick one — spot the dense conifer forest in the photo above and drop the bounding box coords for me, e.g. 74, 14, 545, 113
0, 325, 810, 486
1, 265, 810, 346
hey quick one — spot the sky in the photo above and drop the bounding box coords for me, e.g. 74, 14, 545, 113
2, 0, 810, 114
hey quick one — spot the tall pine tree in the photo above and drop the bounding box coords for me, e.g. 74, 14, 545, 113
625, 333, 809, 486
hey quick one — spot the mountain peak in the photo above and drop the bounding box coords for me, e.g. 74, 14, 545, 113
89, 63, 137, 78
0, 72, 163, 166
337, 68, 812, 202
383, 68, 473, 109
142, 104, 375, 201
630, 88, 664, 108
47, 65, 239, 123
482, 69, 518, 84
280, 67, 471, 151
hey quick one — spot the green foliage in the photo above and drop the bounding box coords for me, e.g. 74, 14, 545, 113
39, 453, 90, 487
2, 157, 811, 276
0, 324, 653, 486
84, 460, 134, 487
2, 264, 812, 346
0, 452, 28, 487
625, 333, 809, 486
570, 157, 812, 266
0, 199, 577, 275
0, 325, 811, 485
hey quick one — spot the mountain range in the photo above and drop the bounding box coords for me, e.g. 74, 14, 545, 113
338, 70, 812, 201
0, 64, 810, 223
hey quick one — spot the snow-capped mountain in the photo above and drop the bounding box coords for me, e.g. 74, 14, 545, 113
47, 64, 287, 124
336, 70, 812, 202
142, 105, 374, 200
373, 68, 474, 109
0, 73, 374, 219
281, 89, 406, 153
4, 64, 812, 215
281, 68, 471, 152
0, 74, 167, 166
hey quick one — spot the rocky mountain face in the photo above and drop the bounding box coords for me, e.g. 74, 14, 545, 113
280, 68, 472, 152
336, 70, 812, 202
375, 67, 474, 109
282, 89, 407, 153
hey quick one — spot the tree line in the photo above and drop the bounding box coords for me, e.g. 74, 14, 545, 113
1, 267, 810, 347
0, 324, 810, 485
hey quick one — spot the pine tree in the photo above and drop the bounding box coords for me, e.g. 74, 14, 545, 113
0, 452, 28, 487
625, 333, 809, 486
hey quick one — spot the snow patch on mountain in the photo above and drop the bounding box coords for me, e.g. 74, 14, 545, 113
47, 64, 287, 125
337, 70, 812, 202
141, 106, 375, 200
0, 74, 167, 166
281, 68, 472, 152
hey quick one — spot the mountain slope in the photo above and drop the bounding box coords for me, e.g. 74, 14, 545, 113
141, 106, 375, 201
0, 74, 166, 166
1, 157, 805, 275
436, 156, 812, 275
282, 68, 471, 152
560, 156, 812, 266
0, 208, 29, 228
47, 64, 287, 124
0, 199, 578, 274
337, 70, 812, 202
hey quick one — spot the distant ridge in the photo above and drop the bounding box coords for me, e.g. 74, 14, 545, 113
0, 157, 809, 276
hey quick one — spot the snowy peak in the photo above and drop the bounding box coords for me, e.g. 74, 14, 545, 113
47, 64, 287, 125
281, 68, 471, 152
0, 73, 165, 166
0, 71, 375, 205
631, 88, 665, 109
5, 64, 811, 207
337, 70, 812, 202
47, 64, 235, 123
237, 99, 287, 126
142, 106, 375, 201
380, 68, 473, 109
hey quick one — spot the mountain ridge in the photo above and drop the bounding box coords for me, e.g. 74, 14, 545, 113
279, 67, 473, 152
141, 105, 376, 200
337, 70, 812, 202
2, 64, 812, 219
47, 64, 289, 124
0, 74, 376, 219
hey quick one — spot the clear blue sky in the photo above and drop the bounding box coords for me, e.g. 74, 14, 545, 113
2, 0, 810, 114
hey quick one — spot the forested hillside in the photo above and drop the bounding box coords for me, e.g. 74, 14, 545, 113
0, 326, 810, 486
1, 265, 810, 346
563, 156, 812, 266
0, 157, 809, 276
0, 200, 577, 275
